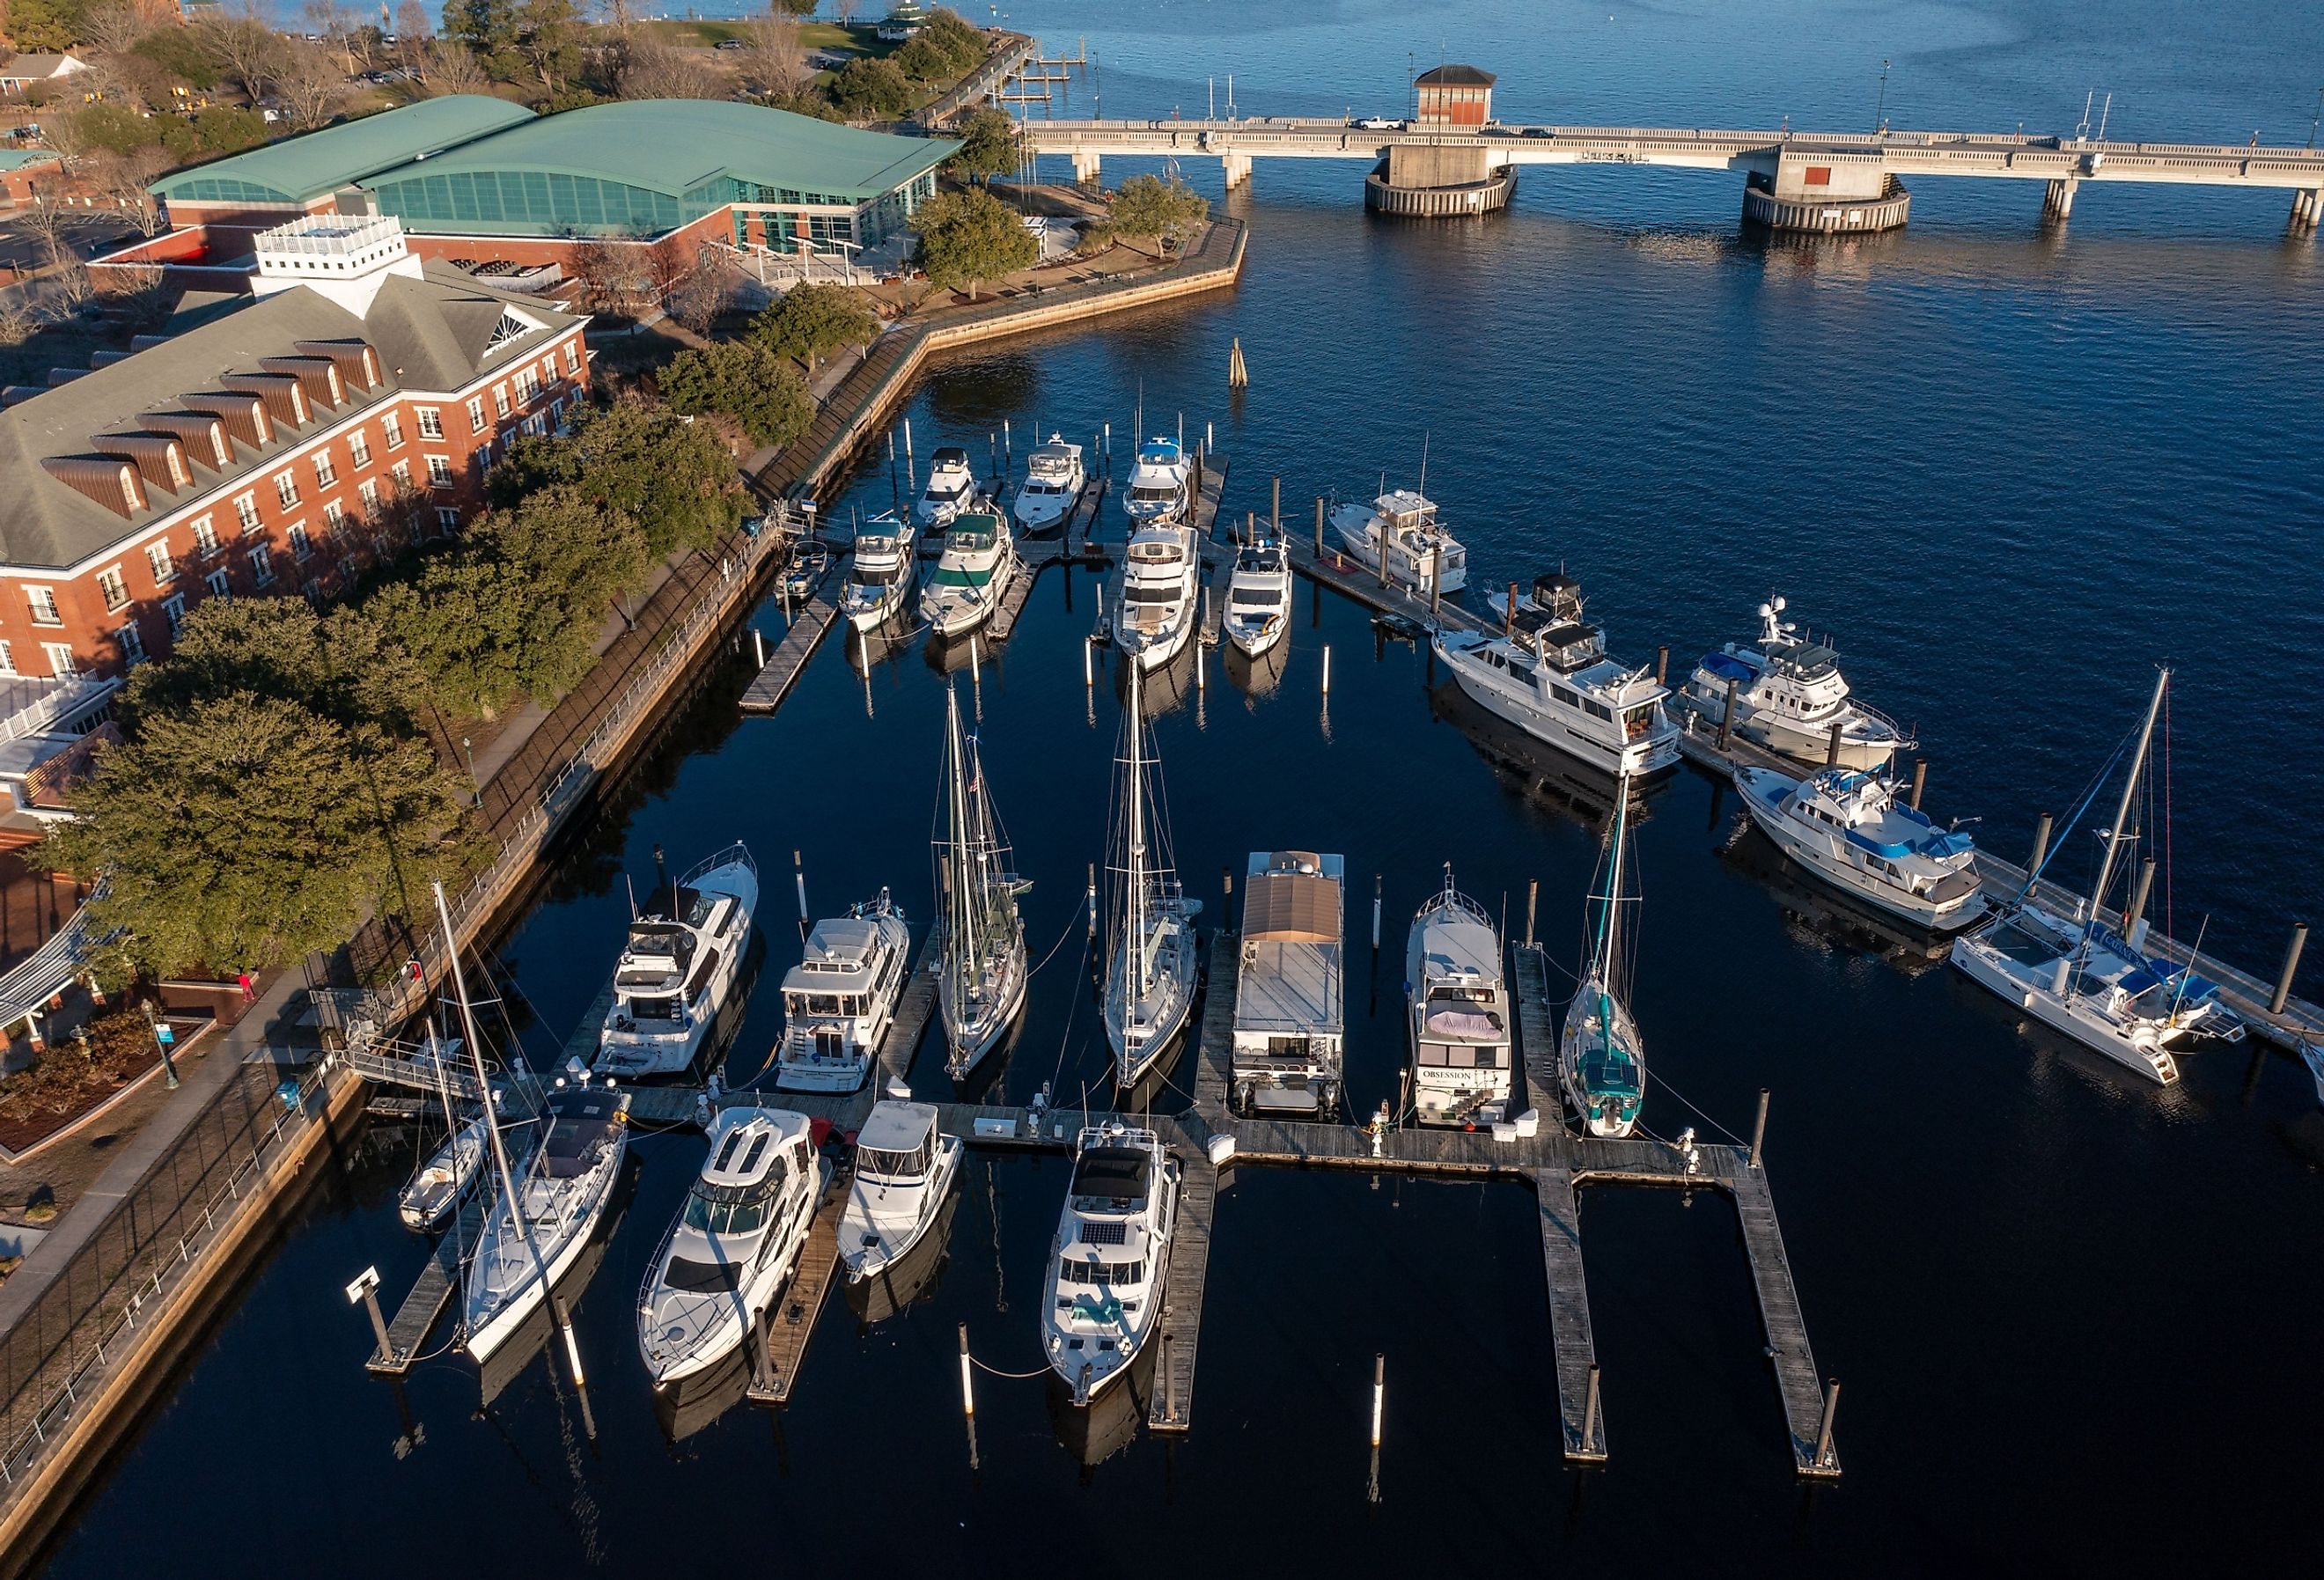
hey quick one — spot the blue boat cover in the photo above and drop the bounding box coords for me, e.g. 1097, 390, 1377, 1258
1699, 650, 1758, 683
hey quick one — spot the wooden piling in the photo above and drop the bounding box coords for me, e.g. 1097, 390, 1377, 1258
1525, 879, 1538, 949
2028, 811, 2054, 874
1813, 1378, 1840, 1472
1504, 581, 1517, 639
1717, 675, 1739, 749
1750, 1088, 1769, 1169
1314, 496, 1325, 555
1270, 474, 1280, 533
1825, 719, 1842, 767
1908, 759, 1926, 812
1656, 643, 1669, 686
2275, 922, 2310, 1016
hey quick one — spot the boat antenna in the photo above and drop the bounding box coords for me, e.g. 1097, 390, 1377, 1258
1417, 430, 1430, 499
625, 873, 636, 922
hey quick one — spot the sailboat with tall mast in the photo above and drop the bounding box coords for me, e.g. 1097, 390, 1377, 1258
1951, 668, 2241, 1083
1560, 774, 1646, 1137
1105, 661, 1201, 1087
937, 683, 1029, 1077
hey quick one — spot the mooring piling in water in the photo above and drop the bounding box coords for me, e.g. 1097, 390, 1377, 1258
1086, 863, 1098, 937
959, 1323, 979, 1470
2276, 922, 2310, 1015
1717, 675, 1739, 748
1505, 580, 1517, 638
1372, 873, 1382, 952
1814, 1379, 1841, 1472
1657, 643, 1669, 685
1082, 632, 1093, 687
1314, 496, 1325, 555
2028, 811, 2054, 874
1367, 1352, 1386, 1503
1908, 758, 1926, 811
1525, 879, 1538, 949
1825, 719, 1842, 767
1580, 1364, 1601, 1464
753, 627, 766, 669
1751, 1088, 1769, 1169
1321, 643, 1332, 693
794, 849, 809, 934
1270, 474, 1281, 532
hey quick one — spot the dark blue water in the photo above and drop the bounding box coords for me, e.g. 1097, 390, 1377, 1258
33, 4, 2324, 1575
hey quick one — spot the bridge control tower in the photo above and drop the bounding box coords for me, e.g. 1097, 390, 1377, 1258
1743, 147, 1912, 233
1365, 63, 1517, 217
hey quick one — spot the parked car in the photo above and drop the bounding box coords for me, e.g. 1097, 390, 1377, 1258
1350, 115, 1401, 130
715, 37, 745, 49
1522, 126, 1555, 138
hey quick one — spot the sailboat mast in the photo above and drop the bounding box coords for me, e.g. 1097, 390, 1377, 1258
1128, 661, 1148, 995
2089, 667, 2169, 926
945, 686, 974, 989
1595, 778, 1628, 977
435, 880, 525, 1234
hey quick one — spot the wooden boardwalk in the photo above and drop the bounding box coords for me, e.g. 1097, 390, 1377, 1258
746, 1172, 847, 1405
1283, 528, 1488, 635
1149, 1118, 1216, 1432
739, 582, 840, 714
1729, 1161, 1836, 1476
1531, 1166, 1606, 1462
366, 1195, 486, 1376
1511, 943, 1563, 1117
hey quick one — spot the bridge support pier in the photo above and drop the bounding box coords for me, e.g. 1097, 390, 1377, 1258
2042, 177, 2079, 221
1070, 150, 1101, 186
1221, 153, 1252, 191
2291, 187, 2323, 233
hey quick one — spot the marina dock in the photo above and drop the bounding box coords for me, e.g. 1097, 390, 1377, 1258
365, 1196, 486, 1376
739, 580, 841, 715
746, 1175, 846, 1405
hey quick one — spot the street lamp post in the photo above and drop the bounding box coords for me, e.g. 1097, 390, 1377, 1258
461, 736, 478, 807
143, 1001, 180, 1091
1874, 58, 1891, 135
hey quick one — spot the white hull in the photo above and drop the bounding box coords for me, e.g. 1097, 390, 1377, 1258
1742, 713, 1898, 772
1225, 615, 1286, 659
594, 856, 760, 1080
1739, 784, 1983, 931
1439, 643, 1679, 779
1330, 517, 1467, 593
1107, 910, 1197, 1085
773, 1046, 878, 1093
942, 941, 1026, 1077
843, 579, 912, 632
1041, 1127, 1178, 1403
646, 1157, 827, 1387
841, 1135, 962, 1284
2303, 1040, 2324, 1108
1950, 925, 2181, 1084
1125, 618, 1194, 672
465, 1138, 625, 1364
398, 1119, 488, 1233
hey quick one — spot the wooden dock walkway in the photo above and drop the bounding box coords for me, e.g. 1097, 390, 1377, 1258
1531, 1166, 1606, 1462
1149, 1118, 1216, 1432
739, 581, 840, 714
746, 1170, 847, 1404
366, 1195, 486, 1375
1283, 528, 1488, 635
1729, 1160, 1836, 1476
1512, 943, 1563, 1117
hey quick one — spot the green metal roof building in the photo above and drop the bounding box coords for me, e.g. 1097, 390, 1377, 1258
150, 96, 533, 209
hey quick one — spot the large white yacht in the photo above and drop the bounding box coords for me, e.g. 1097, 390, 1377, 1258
1123, 436, 1191, 524
1230, 850, 1344, 1117
1435, 572, 1679, 779
838, 1099, 963, 1284
1114, 519, 1200, 671
592, 844, 759, 1080
1105, 663, 1202, 1086
919, 508, 1018, 639
1041, 1121, 1180, 1404
915, 445, 978, 528
841, 510, 917, 631
1222, 533, 1291, 658
1684, 597, 1905, 770
636, 1106, 824, 1387
1736, 765, 1985, 930
463, 1080, 632, 1363
1561, 777, 1645, 1139
1405, 868, 1511, 1127
1327, 488, 1467, 594
1012, 434, 1085, 534
937, 686, 1028, 1077
1952, 669, 2240, 1084
772, 892, 913, 1094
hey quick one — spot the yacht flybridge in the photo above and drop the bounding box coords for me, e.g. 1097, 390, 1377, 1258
1327, 488, 1467, 595
1404, 867, 1511, 1127
838, 1099, 963, 1284
1123, 436, 1191, 524
841, 510, 917, 631
1012, 434, 1085, 534
1736, 764, 1985, 930
1435, 572, 1680, 778
1114, 518, 1200, 671
915, 445, 978, 528
1560, 776, 1646, 1139
1684, 597, 1905, 770
1041, 1121, 1180, 1404
772, 892, 912, 1094
463, 1079, 631, 1363
636, 1106, 822, 1387
919, 509, 1018, 639
1105, 662, 1202, 1087
1951, 668, 2241, 1084
1230, 850, 1345, 1116
937, 684, 1029, 1077
592, 843, 759, 1080
1222, 533, 1291, 658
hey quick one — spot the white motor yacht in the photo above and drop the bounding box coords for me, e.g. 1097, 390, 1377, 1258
463, 1081, 631, 1363
1041, 1121, 1180, 1405
841, 511, 917, 631
839, 1099, 963, 1284
1123, 436, 1191, 524
1684, 597, 1905, 770
1114, 520, 1200, 671
1736, 764, 1985, 930
1327, 488, 1466, 594
1012, 434, 1085, 534
937, 685, 1029, 1077
1105, 662, 1202, 1086
1222, 533, 1291, 658
915, 445, 978, 528
636, 1106, 824, 1387
1951, 668, 2241, 1084
1230, 850, 1345, 1117
1435, 573, 1679, 778
1405, 868, 1511, 1127
2302, 1039, 2324, 1109
400, 1111, 489, 1233
1561, 777, 1645, 1139
772, 891, 912, 1094
593, 844, 760, 1080
919, 508, 1018, 639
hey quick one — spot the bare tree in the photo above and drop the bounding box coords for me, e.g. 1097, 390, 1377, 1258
85, 148, 173, 236
274, 40, 351, 129
96, 261, 172, 327
78, 1, 161, 59
303, 1, 361, 76
667, 243, 732, 335
834, 0, 861, 25
16, 202, 73, 272
205, 4, 288, 104
393, 0, 433, 76
0, 295, 40, 351
643, 235, 695, 316
616, 40, 725, 100
419, 40, 493, 97
566, 234, 646, 319
738, 8, 808, 99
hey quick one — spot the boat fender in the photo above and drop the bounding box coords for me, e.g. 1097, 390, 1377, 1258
1205, 1133, 1236, 1167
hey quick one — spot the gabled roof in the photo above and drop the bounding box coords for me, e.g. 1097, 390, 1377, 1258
150, 96, 534, 206
1416, 64, 1497, 87
0, 54, 85, 79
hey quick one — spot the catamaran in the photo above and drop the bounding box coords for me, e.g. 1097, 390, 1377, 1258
1950, 668, 2241, 1084
1114, 518, 1200, 671
636, 1106, 824, 1387
1561, 775, 1646, 1138
1435, 572, 1680, 778
1683, 597, 1905, 770
1405, 867, 1511, 1127
1735, 763, 1985, 930
592, 843, 759, 1080
1105, 661, 1202, 1086
1222, 531, 1291, 658
1041, 1120, 1180, 1404
1327, 487, 1467, 595
919, 508, 1018, 639
838, 1099, 963, 1284
841, 510, 917, 630
1012, 434, 1085, 534
936, 685, 1029, 1077
1123, 436, 1191, 524
915, 445, 979, 528
771, 891, 913, 1093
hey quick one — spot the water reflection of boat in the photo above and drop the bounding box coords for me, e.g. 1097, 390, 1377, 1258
1224, 627, 1289, 700
1427, 680, 1641, 827
844, 1189, 960, 1326
1719, 822, 1953, 974
1113, 632, 1196, 718
652, 1334, 752, 1444
1047, 1334, 1158, 1473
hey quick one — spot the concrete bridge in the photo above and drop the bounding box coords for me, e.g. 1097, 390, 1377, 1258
1020, 117, 2324, 231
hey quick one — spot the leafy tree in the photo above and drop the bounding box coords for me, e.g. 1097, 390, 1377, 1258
49, 103, 158, 160
45, 693, 473, 977
769, 0, 817, 14
489, 399, 746, 558
657, 340, 813, 448
442, 0, 522, 81
5, 0, 85, 53
916, 9, 988, 73
131, 23, 226, 90
827, 55, 912, 119
193, 104, 268, 155
751, 281, 878, 371
946, 106, 1019, 184
123, 597, 423, 737
910, 185, 1036, 300
766, 90, 842, 123
1099, 173, 1209, 254
472, 481, 647, 630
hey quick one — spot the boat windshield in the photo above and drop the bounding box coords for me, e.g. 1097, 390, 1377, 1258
683, 1178, 776, 1235
1057, 1257, 1145, 1285
1124, 584, 1180, 604
1232, 586, 1287, 606
1130, 484, 1180, 502
663, 1254, 741, 1294
1417, 1041, 1504, 1067
851, 562, 907, 585
858, 1135, 935, 1180
931, 565, 992, 588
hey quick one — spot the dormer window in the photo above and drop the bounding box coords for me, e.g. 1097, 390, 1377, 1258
483, 310, 531, 354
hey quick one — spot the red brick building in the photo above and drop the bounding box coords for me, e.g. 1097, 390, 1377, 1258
0, 214, 589, 681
